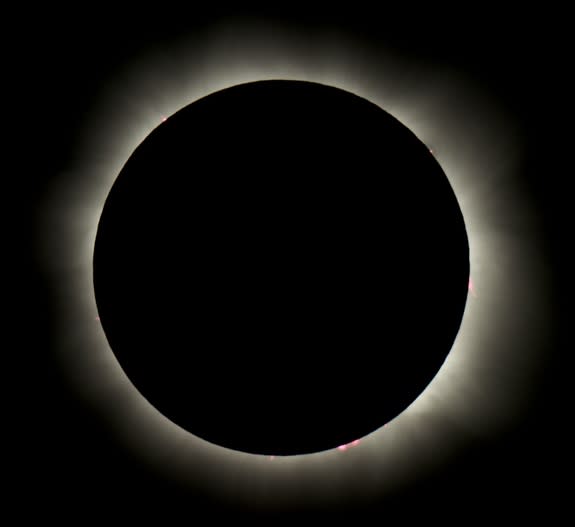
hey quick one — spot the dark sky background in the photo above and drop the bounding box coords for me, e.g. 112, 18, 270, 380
22, 6, 566, 523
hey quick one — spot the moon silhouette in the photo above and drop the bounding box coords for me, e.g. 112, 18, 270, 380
93, 80, 469, 455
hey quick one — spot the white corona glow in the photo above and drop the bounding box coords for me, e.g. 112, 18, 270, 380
38, 20, 551, 509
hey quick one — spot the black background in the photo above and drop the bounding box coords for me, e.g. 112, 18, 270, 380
22, 5, 566, 522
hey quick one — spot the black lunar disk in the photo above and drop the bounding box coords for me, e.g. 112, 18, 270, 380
93, 80, 469, 456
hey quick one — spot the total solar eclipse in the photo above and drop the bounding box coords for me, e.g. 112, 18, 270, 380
93, 80, 469, 456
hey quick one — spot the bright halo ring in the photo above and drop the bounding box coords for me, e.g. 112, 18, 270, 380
38, 21, 551, 509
